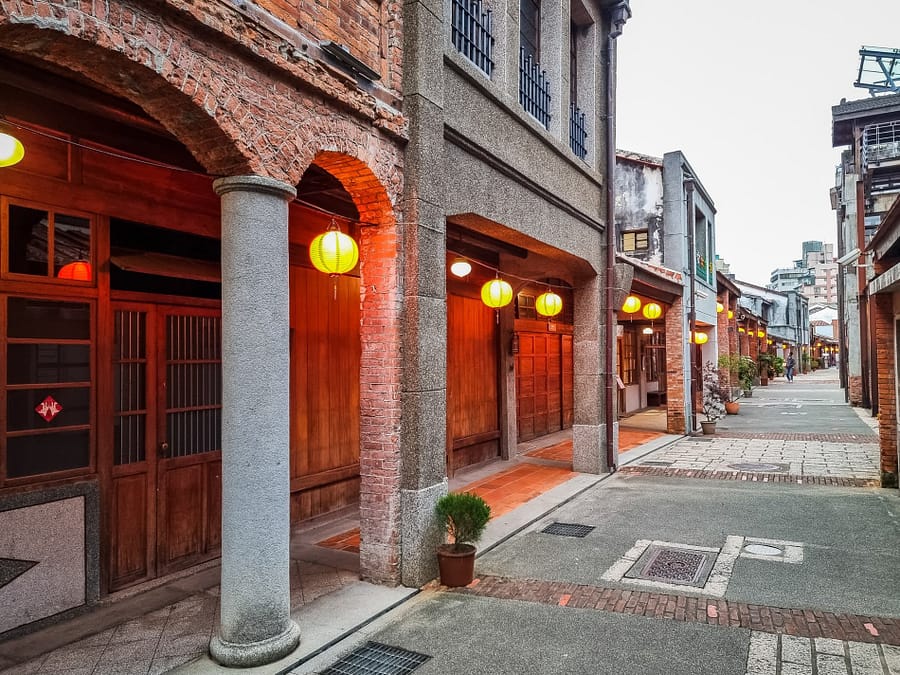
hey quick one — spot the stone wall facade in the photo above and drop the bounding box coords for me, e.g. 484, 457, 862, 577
872, 292, 898, 487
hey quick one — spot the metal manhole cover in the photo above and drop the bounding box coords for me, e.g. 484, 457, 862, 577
625, 545, 715, 587
322, 642, 431, 675
641, 460, 673, 466
744, 544, 782, 556
728, 462, 788, 473
541, 522, 595, 538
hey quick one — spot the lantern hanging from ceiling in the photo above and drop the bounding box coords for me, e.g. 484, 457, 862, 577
481, 278, 513, 309
693, 331, 709, 345
767, 339, 773, 345
727, 310, 734, 320
716, 302, 724, 313
535, 291, 563, 317
757, 330, 765, 338
450, 257, 472, 277
621, 295, 641, 314
738, 327, 745, 333
0, 132, 24, 168
642, 302, 662, 320
309, 221, 359, 276
57, 260, 92, 281
782, 343, 788, 349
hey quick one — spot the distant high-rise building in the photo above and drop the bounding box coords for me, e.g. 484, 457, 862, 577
768, 241, 838, 304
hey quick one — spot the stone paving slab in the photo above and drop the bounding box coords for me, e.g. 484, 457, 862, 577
637, 436, 880, 480
746, 631, 900, 675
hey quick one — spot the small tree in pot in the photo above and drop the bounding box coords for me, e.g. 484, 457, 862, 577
700, 361, 726, 434
738, 356, 757, 397
435, 492, 491, 587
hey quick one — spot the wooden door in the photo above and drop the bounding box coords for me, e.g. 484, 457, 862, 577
155, 309, 221, 576
108, 304, 221, 590
446, 293, 500, 474
516, 332, 570, 442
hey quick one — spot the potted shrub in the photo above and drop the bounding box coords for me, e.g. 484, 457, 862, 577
700, 361, 726, 434
435, 491, 491, 587
738, 356, 757, 398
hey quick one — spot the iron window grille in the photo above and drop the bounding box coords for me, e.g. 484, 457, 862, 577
569, 103, 587, 159
452, 0, 494, 77
520, 47, 551, 129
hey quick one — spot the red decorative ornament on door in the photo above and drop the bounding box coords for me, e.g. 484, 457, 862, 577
35, 395, 63, 422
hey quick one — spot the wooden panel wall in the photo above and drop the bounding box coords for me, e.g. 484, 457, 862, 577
447, 293, 500, 473
516, 332, 573, 442
289, 264, 361, 519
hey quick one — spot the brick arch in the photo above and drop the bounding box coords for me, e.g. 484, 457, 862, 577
305, 150, 403, 583
310, 151, 397, 226
0, 17, 253, 176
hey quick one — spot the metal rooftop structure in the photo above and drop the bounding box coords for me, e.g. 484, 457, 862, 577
855, 46, 900, 96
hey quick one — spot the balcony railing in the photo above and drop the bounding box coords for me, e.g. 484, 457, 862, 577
519, 47, 551, 129
862, 120, 900, 169
569, 103, 587, 159
452, 0, 494, 76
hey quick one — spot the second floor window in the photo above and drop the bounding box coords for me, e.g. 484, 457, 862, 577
621, 229, 649, 252
520, 0, 540, 62
452, 0, 495, 76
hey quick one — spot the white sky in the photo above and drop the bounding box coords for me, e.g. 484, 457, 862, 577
615, 0, 900, 286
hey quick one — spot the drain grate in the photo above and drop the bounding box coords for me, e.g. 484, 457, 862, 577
322, 641, 431, 675
641, 460, 673, 467
728, 462, 788, 472
625, 545, 715, 587
541, 522, 595, 538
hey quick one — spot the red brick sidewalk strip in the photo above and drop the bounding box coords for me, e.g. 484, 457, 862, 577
618, 466, 880, 488
455, 575, 900, 645
714, 431, 878, 442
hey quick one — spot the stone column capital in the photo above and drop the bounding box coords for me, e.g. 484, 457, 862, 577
213, 174, 297, 200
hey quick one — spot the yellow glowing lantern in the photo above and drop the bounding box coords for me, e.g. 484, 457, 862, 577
0, 132, 24, 168
782, 343, 788, 349
309, 224, 359, 276
690, 331, 709, 345
621, 295, 642, 314
481, 278, 513, 309
738, 327, 745, 333
757, 330, 765, 338
767, 339, 773, 345
450, 257, 472, 277
535, 291, 563, 317
727, 310, 734, 319
57, 260, 92, 281
716, 302, 724, 313
642, 302, 662, 320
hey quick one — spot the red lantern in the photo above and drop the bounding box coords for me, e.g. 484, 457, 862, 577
57, 260, 92, 281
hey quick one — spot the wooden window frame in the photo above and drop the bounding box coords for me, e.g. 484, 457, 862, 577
1, 196, 96, 289
1, 293, 97, 488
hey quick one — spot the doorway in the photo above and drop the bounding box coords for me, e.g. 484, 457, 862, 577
107, 303, 222, 590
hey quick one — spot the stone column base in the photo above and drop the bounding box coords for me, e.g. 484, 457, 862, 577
400, 479, 448, 587
573, 423, 617, 474
210, 620, 301, 668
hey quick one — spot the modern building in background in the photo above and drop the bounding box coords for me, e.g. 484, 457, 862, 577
768, 241, 838, 304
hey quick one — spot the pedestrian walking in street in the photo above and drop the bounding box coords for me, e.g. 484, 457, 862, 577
785, 351, 795, 382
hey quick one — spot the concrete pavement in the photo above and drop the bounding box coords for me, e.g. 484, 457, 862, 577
294, 369, 900, 675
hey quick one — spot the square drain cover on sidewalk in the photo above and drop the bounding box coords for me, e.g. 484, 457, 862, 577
541, 522, 595, 538
625, 545, 715, 587
322, 642, 430, 675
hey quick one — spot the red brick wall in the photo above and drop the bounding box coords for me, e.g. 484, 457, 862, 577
849, 375, 863, 406
873, 292, 898, 487
665, 298, 686, 434
263, 0, 385, 79
717, 292, 731, 388
0, 0, 406, 183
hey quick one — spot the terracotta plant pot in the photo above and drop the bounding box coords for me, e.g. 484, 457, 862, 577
437, 543, 476, 587
724, 401, 740, 415
700, 420, 717, 435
